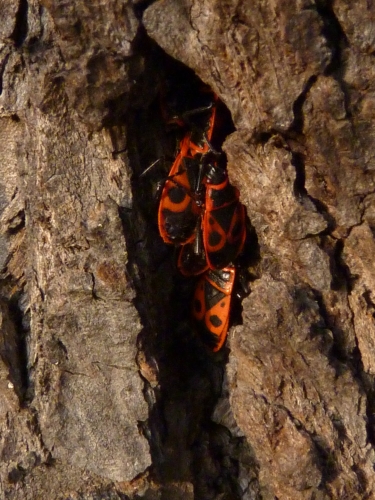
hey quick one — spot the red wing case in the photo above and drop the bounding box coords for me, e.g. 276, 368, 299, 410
158, 97, 217, 246
192, 267, 235, 351
203, 170, 246, 269
158, 137, 202, 245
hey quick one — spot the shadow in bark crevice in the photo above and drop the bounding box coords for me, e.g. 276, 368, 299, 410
290, 149, 336, 235
289, 75, 317, 135
316, 0, 349, 77
3, 288, 31, 405
11, 0, 29, 48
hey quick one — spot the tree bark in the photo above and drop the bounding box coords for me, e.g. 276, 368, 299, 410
1, 0, 374, 499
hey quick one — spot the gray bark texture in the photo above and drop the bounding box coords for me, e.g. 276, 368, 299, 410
0, 0, 374, 499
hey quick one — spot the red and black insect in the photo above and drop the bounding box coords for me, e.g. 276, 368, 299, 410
157, 97, 217, 246
177, 161, 246, 275
203, 164, 246, 269
157, 136, 202, 245
192, 266, 236, 352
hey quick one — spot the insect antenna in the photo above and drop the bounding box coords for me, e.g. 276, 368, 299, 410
139, 157, 164, 178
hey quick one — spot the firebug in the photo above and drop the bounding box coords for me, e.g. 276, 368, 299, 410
158, 96, 217, 245
203, 164, 246, 269
176, 160, 246, 275
192, 266, 236, 351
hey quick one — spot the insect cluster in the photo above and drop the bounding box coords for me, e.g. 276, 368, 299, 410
158, 88, 247, 352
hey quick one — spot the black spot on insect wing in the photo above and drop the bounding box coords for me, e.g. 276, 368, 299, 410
168, 185, 188, 204
208, 229, 223, 248
209, 314, 223, 328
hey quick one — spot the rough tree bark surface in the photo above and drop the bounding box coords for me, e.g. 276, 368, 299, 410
0, 0, 374, 499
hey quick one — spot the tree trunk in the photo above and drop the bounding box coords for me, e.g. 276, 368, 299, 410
1, 0, 374, 498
